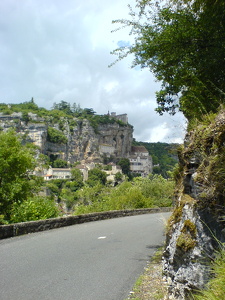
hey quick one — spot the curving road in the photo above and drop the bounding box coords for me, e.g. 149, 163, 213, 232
0, 212, 170, 300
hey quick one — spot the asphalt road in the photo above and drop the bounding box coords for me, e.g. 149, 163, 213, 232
0, 212, 170, 300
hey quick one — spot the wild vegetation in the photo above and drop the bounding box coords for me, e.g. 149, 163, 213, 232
0, 127, 174, 224
112, 0, 225, 121
0, 99, 131, 132
194, 249, 225, 300
0, 129, 59, 224
112, 0, 225, 297
133, 140, 179, 178
73, 175, 174, 215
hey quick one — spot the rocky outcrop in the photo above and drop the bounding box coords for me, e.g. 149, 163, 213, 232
0, 114, 133, 164
163, 109, 225, 299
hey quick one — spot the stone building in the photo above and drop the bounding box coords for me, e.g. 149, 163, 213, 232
43, 168, 72, 180
129, 146, 152, 177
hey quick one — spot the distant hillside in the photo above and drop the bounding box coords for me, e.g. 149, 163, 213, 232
133, 141, 180, 178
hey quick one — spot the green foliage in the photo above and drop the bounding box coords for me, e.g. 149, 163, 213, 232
194, 249, 225, 300
45, 173, 83, 211
134, 175, 174, 207
46, 181, 60, 196
86, 168, 107, 187
179, 110, 225, 207
11, 99, 39, 112
1, 100, 130, 136
10, 196, 59, 223
0, 215, 8, 225
52, 159, 68, 168
47, 126, 68, 144
74, 175, 174, 215
176, 218, 197, 252
36, 154, 50, 170
118, 158, 131, 176
176, 232, 196, 252
71, 168, 84, 188
0, 129, 37, 220
52, 100, 73, 115
112, 0, 225, 120
21, 112, 30, 124
115, 172, 123, 182
133, 140, 179, 178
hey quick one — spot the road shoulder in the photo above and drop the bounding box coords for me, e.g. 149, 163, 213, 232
126, 248, 168, 300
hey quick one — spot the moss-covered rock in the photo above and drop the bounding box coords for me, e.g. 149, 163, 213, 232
163, 108, 225, 299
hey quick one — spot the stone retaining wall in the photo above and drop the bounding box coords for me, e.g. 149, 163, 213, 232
0, 207, 171, 239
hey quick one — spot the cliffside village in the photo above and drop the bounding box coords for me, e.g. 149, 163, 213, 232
0, 111, 153, 182
41, 144, 152, 182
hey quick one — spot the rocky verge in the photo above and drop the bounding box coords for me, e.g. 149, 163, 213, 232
163, 109, 225, 299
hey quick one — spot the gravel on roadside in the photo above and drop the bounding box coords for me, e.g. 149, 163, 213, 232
126, 248, 168, 300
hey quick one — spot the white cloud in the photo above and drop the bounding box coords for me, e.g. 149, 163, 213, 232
0, 0, 187, 143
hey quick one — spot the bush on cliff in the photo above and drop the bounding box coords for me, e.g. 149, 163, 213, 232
47, 126, 68, 144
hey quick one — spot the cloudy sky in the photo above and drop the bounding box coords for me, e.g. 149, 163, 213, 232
0, 0, 187, 143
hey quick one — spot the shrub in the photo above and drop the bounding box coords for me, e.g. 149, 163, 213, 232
194, 249, 225, 299
87, 168, 107, 186
47, 127, 68, 144
10, 197, 59, 223
74, 175, 174, 215
52, 159, 68, 168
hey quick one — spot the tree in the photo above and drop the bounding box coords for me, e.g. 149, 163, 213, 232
71, 168, 84, 187
87, 168, 107, 187
118, 158, 131, 176
21, 112, 30, 124
52, 101, 72, 115
47, 127, 68, 144
115, 172, 123, 182
52, 159, 68, 168
112, 0, 225, 120
0, 129, 37, 220
10, 196, 59, 223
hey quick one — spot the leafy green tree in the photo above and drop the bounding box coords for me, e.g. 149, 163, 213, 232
83, 108, 96, 116
0, 129, 37, 220
133, 141, 179, 178
115, 172, 123, 182
118, 158, 131, 176
36, 154, 50, 170
74, 175, 174, 215
112, 0, 225, 120
71, 168, 84, 188
52, 159, 68, 168
52, 101, 72, 115
47, 127, 68, 144
21, 112, 30, 124
71, 103, 83, 116
10, 196, 59, 223
86, 168, 107, 187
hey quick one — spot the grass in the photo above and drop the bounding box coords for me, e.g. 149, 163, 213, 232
194, 248, 225, 300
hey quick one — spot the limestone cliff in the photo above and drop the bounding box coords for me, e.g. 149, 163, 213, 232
0, 114, 133, 164
163, 109, 225, 299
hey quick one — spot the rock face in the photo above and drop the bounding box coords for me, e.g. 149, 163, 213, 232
163, 110, 225, 299
66, 120, 133, 163
0, 115, 133, 164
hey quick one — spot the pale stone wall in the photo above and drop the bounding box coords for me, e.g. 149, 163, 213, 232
0, 207, 172, 239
